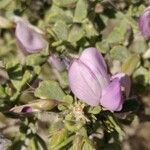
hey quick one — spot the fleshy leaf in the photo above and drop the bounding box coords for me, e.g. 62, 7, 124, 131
34, 80, 65, 101
73, 0, 88, 23
122, 54, 140, 75
68, 24, 85, 43
53, 21, 68, 40
53, 0, 77, 8
49, 128, 68, 149
26, 54, 47, 67
110, 45, 130, 62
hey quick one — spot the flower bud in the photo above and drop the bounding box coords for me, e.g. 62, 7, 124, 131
10, 99, 59, 113
14, 16, 47, 53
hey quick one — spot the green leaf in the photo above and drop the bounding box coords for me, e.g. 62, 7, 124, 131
68, 24, 85, 43
64, 121, 83, 132
53, 21, 68, 40
34, 80, 66, 101
96, 40, 110, 54
53, 0, 77, 8
0, 86, 7, 98
72, 135, 84, 150
73, 0, 88, 23
83, 19, 98, 38
5, 58, 22, 80
49, 128, 68, 149
107, 19, 131, 45
0, 0, 12, 9
63, 95, 73, 104
72, 135, 95, 150
26, 54, 47, 67
49, 121, 64, 134
88, 106, 101, 114
11, 70, 32, 91
82, 138, 95, 150
110, 45, 130, 62
122, 54, 140, 75
129, 37, 147, 54
45, 5, 73, 24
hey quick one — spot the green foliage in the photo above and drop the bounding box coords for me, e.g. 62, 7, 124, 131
34, 80, 66, 101
73, 0, 88, 23
0, 0, 150, 149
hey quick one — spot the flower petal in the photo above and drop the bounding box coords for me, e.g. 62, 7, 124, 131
15, 18, 47, 53
139, 7, 150, 39
68, 59, 101, 106
100, 79, 123, 112
111, 73, 131, 97
21, 106, 32, 113
79, 47, 109, 89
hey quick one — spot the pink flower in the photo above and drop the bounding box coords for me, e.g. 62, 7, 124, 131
68, 48, 130, 112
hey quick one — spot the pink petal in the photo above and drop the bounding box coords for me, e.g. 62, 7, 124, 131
68, 59, 101, 106
15, 19, 47, 53
139, 7, 150, 39
111, 73, 131, 97
100, 79, 123, 112
79, 47, 110, 89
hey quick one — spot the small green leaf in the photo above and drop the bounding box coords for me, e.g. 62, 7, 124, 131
96, 40, 110, 54
82, 138, 95, 150
35, 80, 65, 101
110, 45, 130, 62
5, 58, 22, 80
53, 21, 68, 40
130, 38, 147, 54
73, 0, 88, 23
26, 54, 47, 67
53, 0, 77, 8
63, 95, 73, 104
64, 121, 83, 132
49, 121, 64, 133
88, 106, 101, 114
72, 135, 95, 150
83, 19, 98, 38
72, 135, 84, 150
49, 128, 68, 149
11, 70, 32, 91
68, 24, 85, 43
45, 5, 73, 24
107, 19, 131, 45
122, 54, 140, 75
0, 86, 7, 98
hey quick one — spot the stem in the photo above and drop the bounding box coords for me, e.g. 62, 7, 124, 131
53, 135, 74, 150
